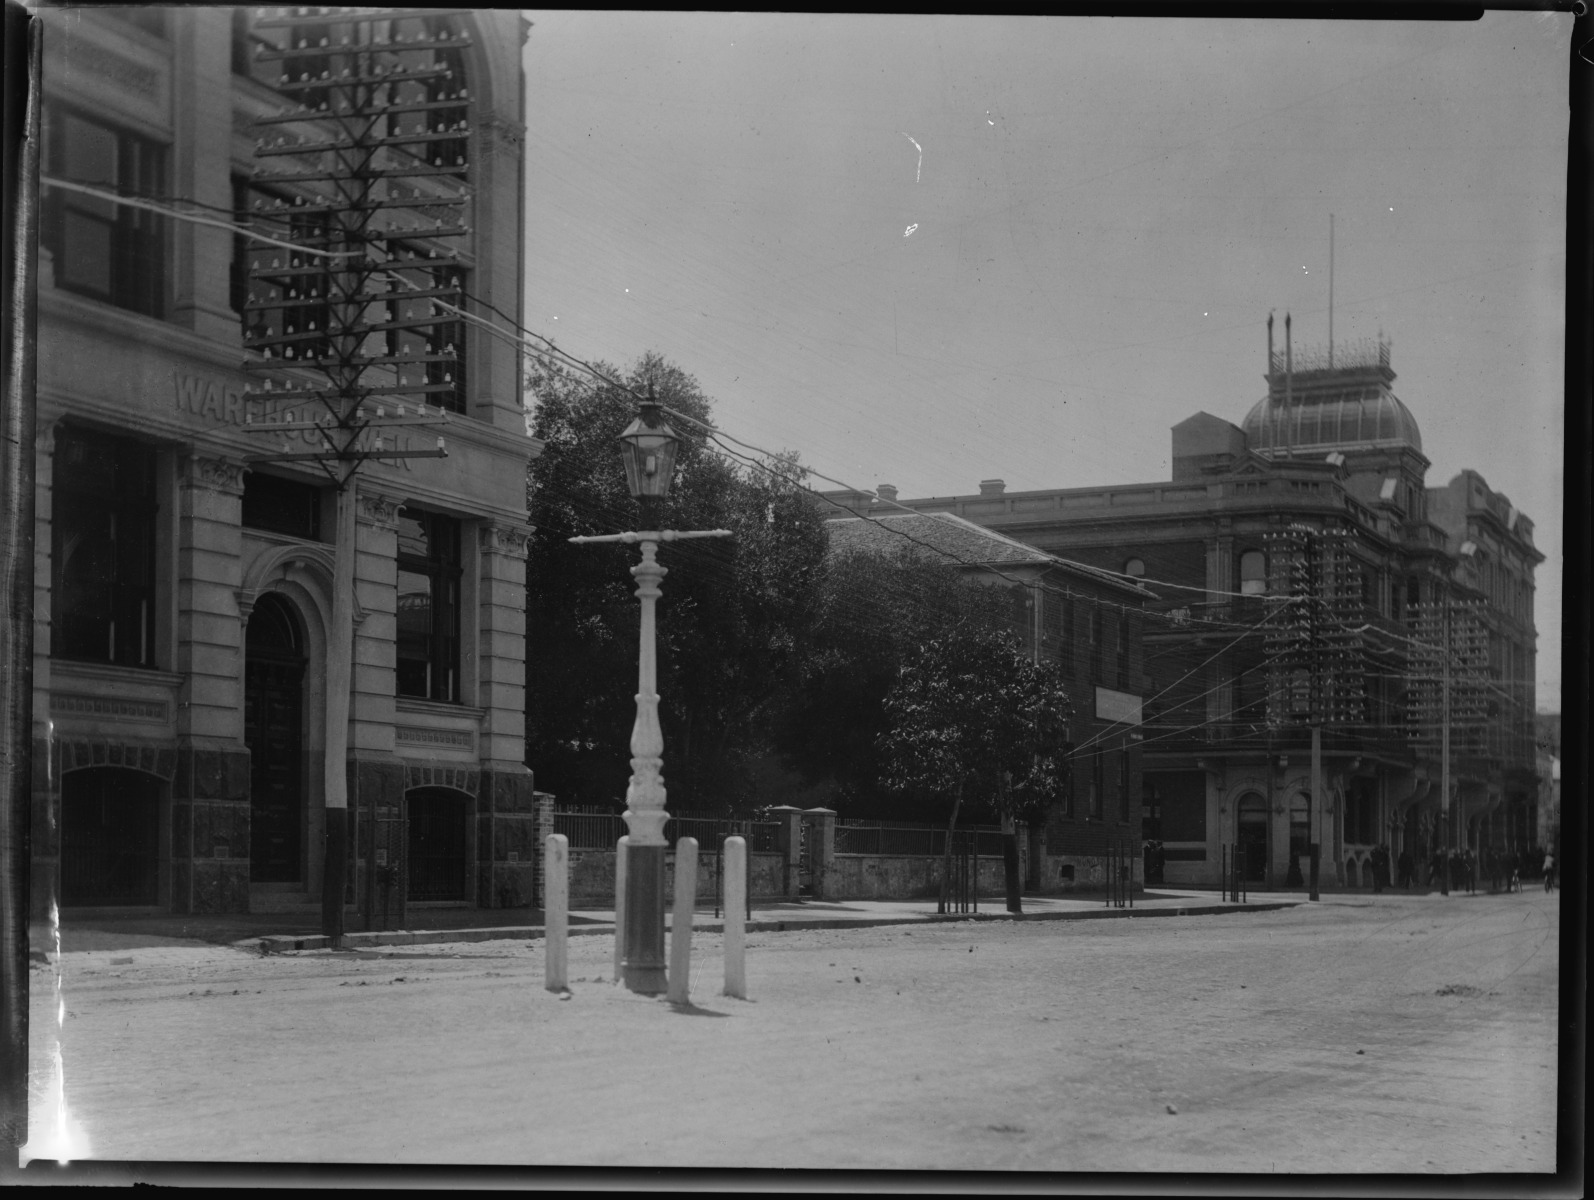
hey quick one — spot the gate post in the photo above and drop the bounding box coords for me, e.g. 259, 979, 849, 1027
767, 805, 803, 900
532, 791, 555, 909
802, 808, 836, 901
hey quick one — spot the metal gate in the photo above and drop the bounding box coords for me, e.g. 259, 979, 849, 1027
943, 830, 977, 915
406, 788, 468, 902
61, 767, 160, 906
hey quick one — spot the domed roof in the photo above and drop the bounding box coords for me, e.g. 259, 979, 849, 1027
1244, 385, 1421, 454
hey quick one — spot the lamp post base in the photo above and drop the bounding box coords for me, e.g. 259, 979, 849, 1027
622, 842, 668, 994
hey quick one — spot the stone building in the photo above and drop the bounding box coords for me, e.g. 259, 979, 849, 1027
32, 7, 541, 919
891, 332, 1542, 889
821, 503, 1153, 890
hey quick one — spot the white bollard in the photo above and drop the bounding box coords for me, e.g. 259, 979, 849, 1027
723, 836, 747, 999
667, 837, 698, 1005
613, 835, 628, 984
544, 833, 568, 993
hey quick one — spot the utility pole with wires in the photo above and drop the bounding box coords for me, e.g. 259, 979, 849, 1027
239, 8, 473, 944
1265, 523, 1368, 897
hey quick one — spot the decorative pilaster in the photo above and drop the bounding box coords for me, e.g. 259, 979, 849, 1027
351, 489, 402, 757
478, 521, 532, 767
172, 452, 251, 914
177, 453, 247, 742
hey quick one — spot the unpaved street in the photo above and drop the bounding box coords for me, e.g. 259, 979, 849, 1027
27, 891, 1559, 1172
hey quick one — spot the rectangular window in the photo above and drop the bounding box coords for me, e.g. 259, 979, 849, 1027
1148, 771, 1206, 841
1058, 743, 1075, 818
404, 15, 469, 178
43, 109, 166, 317
382, 261, 468, 415
238, 182, 332, 359
1113, 612, 1128, 688
424, 268, 467, 414
1089, 751, 1103, 820
1059, 596, 1074, 676
242, 472, 323, 541
396, 507, 462, 702
51, 425, 158, 668
1089, 603, 1103, 683
1118, 750, 1130, 823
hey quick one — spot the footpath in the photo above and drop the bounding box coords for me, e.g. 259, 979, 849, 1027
34, 888, 1310, 957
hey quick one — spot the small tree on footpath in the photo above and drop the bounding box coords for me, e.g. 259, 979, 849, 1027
768, 548, 1013, 815
877, 619, 1074, 913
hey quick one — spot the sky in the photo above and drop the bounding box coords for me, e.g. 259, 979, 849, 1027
521, 12, 1569, 712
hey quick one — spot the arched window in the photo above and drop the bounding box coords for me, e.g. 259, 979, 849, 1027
1239, 550, 1266, 595
1289, 793, 1312, 860
1124, 557, 1145, 579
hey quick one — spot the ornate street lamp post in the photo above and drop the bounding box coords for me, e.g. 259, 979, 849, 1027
569, 390, 730, 993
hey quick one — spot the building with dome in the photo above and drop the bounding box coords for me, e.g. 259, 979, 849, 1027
865, 324, 1541, 891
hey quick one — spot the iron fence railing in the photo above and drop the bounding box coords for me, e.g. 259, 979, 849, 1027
551, 810, 779, 853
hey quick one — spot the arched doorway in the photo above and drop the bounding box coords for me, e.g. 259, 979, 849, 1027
1237, 791, 1269, 884
61, 767, 161, 906
1287, 792, 1311, 886
407, 787, 470, 902
245, 593, 307, 883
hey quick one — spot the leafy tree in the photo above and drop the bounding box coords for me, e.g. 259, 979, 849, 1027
767, 547, 1020, 818
877, 620, 1074, 912
524, 351, 828, 812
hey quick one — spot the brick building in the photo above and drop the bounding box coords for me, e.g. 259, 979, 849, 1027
891, 331, 1542, 889
822, 503, 1153, 889
32, 7, 541, 919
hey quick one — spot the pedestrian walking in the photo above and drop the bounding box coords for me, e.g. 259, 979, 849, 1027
1542, 851, 1555, 892
1398, 849, 1413, 891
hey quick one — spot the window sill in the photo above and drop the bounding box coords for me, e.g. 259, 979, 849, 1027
50, 659, 183, 688
395, 696, 485, 721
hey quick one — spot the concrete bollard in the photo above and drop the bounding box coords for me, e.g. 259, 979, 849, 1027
723, 836, 747, 999
667, 837, 698, 1005
614, 835, 629, 984
544, 833, 568, 993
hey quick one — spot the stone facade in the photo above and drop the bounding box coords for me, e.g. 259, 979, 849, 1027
891, 336, 1542, 889
819, 506, 1154, 890
34, 9, 541, 919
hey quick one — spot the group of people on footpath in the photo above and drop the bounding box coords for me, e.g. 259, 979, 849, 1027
1378, 842, 1556, 894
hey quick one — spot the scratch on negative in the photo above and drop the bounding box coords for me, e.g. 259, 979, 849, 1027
901, 133, 923, 183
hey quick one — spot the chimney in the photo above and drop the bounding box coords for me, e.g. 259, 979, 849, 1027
876, 484, 898, 503
978, 479, 1006, 497
1283, 311, 1293, 458
1266, 311, 1275, 390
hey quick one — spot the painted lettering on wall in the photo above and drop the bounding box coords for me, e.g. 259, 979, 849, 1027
173, 373, 414, 470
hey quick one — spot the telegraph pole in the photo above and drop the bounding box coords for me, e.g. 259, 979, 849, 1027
1, 5, 40, 1152
243, 11, 472, 943
1440, 598, 1451, 896
1309, 724, 1322, 901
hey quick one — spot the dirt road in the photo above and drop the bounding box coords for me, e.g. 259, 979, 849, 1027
25, 890, 1559, 1172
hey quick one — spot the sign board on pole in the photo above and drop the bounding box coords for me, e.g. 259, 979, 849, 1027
1094, 687, 1144, 726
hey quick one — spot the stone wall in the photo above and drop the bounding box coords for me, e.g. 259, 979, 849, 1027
825, 854, 1009, 901
565, 846, 785, 908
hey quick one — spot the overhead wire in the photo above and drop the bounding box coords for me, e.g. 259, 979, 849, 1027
54, 158, 1540, 767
